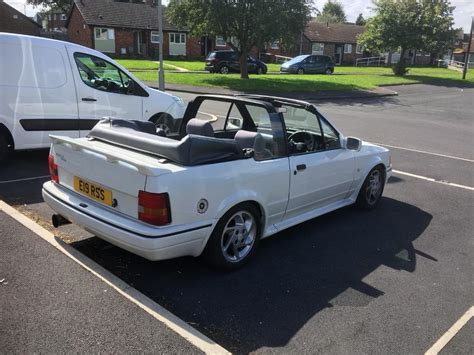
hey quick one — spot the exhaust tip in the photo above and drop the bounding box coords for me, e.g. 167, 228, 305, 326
52, 214, 71, 228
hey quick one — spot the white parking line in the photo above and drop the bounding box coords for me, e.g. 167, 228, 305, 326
374, 143, 474, 163
393, 170, 474, 191
0, 175, 50, 184
0, 200, 230, 355
425, 306, 473, 355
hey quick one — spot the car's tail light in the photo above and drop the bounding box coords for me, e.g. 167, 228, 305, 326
48, 154, 59, 183
138, 191, 171, 226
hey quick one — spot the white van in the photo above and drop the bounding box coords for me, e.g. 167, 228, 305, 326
0, 33, 186, 160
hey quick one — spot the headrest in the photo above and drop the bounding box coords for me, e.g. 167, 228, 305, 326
234, 130, 258, 149
186, 118, 214, 137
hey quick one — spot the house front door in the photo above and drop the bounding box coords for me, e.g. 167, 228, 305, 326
335, 45, 343, 65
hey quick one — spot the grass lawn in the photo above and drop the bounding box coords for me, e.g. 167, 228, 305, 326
134, 67, 473, 92
116, 59, 175, 70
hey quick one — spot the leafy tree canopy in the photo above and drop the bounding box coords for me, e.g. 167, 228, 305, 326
27, 0, 73, 14
316, 0, 347, 23
355, 13, 366, 26
168, 0, 312, 79
358, 0, 459, 61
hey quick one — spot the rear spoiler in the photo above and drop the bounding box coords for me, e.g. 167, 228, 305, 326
49, 135, 164, 176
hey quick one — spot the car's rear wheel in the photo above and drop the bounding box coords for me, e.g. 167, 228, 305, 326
257, 67, 264, 75
325, 68, 334, 75
356, 166, 385, 209
297, 68, 305, 75
219, 65, 230, 74
0, 131, 12, 162
203, 203, 261, 269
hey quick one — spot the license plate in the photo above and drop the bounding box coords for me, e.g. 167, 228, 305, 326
74, 176, 112, 206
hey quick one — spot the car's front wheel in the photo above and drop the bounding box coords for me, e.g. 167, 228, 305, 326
325, 68, 334, 75
356, 166, 385, 209
257, 67, 264, 75
203, 203, 261, 269
297, 68, 305, 75
149, 113, 175, 135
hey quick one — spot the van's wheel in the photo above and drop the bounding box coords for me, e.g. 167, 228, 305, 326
219, 65, 230, 74
203, 203, 261, 270
150, 113, 174, 135
0, 132, 12, 162
297, 68, 304, 75
356, 166, 385, 210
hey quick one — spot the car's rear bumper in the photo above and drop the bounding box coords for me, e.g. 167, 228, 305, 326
42, 181, 214, 261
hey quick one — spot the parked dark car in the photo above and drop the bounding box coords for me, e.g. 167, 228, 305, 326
205, 51, 268, 74
280, 54, 334, 74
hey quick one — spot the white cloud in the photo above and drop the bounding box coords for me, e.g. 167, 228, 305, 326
4, 0, 473, 32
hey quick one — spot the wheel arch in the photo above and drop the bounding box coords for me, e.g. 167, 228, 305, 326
198, 198, 267, 256
353, 161, 387, 200
0, 123, 14, 150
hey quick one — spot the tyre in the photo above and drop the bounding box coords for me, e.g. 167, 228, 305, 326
203, 203, 261, 270
219, 65, 230, 74
356, 166, 385, 209
150, 113, 175, 136
325, 68, 334, 75
0, 131, 12, 162
297, 68, 304, 75
257, 67, 264, 75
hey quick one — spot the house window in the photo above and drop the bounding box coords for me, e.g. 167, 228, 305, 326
344, 44, 353, 54
270, 40, 279, 49
48, 14, 51, 21
216, 36, 226, 47
170, 33, 186, 44
61, 14, 66, 20
94, 28, 115, 53
311, 42, 324, 55
356, 45, 363, 54
151, 31, 160, 43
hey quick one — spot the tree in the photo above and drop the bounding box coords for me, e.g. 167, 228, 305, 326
357, 0, 458, 75
168, 0, 312, 79
355, 13, 366, 26
27, 0, 73, 14
316, 0, 347, 23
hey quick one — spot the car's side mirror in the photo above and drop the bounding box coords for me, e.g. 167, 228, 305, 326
345, 137, 361, 151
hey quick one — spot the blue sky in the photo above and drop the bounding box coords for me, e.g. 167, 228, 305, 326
5, 0, 474, 33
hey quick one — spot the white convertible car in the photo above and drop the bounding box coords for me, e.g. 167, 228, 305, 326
43, 95, 392, 269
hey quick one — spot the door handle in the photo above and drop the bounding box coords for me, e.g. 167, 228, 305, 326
82, 97, 97, 102
296, 164, 306, 171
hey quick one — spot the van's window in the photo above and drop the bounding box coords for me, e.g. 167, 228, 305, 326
0, 43, 67, 88
74, 53, 133, 94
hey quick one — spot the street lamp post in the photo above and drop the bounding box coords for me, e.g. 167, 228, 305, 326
157, 0, 165, 90
462, 17, 473, 80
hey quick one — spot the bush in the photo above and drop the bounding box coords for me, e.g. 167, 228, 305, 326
392, 63, 410, 76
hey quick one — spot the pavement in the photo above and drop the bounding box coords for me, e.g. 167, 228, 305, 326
0, 210, 202, 354
0, 84, 472, 354
143, 80, 399, 100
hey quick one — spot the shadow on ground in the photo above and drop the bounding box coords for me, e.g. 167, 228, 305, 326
0, 149, 49, 205
72, 197, 433, 354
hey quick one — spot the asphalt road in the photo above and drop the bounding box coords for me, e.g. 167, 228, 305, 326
0, 84, 472, 354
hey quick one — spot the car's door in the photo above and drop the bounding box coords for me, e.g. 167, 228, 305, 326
247, 56, 258, 73
314, 55, 325, 73
283, 107, 355, 220
229, 52, 241, 72
68, 50, 144, 136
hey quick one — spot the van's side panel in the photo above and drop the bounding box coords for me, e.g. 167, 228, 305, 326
0, 35, 79, 150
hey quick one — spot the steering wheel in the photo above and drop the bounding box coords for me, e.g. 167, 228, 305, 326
288, 131, 315, 152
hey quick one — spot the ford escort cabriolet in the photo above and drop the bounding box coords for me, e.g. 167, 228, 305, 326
43, 94, 392, 269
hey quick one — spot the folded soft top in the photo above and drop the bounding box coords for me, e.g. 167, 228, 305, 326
88, 119, 243, 166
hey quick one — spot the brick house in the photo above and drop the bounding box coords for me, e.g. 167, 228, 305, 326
290, 21, 367, 65
46, 9, 68, 32
0, 0, 41, 36
67, 0, 201, 58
